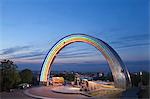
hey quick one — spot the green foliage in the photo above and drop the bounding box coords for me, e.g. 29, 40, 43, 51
98, 73, 113, 81
106, 73, 114, 81
64, 74, 75, 81
20, 69, 33, 84
130, 73, 140, 86
130, 71, 149, 87
0, 60, 21, 91
141, 71, 149, 85
54, 73, 75, 82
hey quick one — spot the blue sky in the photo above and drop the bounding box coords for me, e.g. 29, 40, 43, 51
0, 0, 149, 72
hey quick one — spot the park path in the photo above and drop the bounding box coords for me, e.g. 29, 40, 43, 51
25, 86, 87, 99
0, 90, 33, 99
120, 87, 140, 99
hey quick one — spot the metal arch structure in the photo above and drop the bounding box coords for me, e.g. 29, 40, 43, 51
40, 34, 131, 89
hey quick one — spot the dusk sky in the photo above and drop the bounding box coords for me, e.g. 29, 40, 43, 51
0, 0, 149, 72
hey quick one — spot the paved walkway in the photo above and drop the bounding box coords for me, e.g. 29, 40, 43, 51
24, 86, 87, 99
51, 86, 82, 94
120, 87, 140, 99
24, 86, 125, 99
0, 90, 33, 99
24, 89, 55, 99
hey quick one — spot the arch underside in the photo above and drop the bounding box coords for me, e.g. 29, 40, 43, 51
40, 34, 131, 89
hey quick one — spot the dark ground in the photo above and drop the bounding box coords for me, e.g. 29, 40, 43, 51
0, 89, 33, 99
0, 86, 149, 99
138, 86, 149, 99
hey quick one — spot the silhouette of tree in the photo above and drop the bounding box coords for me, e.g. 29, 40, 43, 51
141, 71, 149, 85
20, 69, 33, 84
0, 59, 21, 91
54, 73, 75, 82
106, 72, 114, 82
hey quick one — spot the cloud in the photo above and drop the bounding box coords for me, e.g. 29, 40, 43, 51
0, 45, 48, 63
119, 34, 149, 41
57, 51, 99, 58
1, 33, 149, 64
116, 42, 150, 49
0, 45, 32, 55
8, 51, 45, 60
7, 45, 101, 63
16, 48, 99, 61
109, 34, 149, 49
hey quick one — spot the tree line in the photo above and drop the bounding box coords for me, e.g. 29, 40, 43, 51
0, 59, 36, 92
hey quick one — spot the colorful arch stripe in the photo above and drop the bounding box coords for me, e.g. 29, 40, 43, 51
40, 34, 131, 89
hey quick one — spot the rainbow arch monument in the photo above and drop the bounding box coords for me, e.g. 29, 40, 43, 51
40, 34, 131, 89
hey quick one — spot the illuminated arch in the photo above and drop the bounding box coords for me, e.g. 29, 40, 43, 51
40, 34, 131, 89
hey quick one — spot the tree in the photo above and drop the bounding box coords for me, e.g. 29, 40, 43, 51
106, 73, 114, 82
20, 69, 33, 84
64, 74, 75, 81
141, 71, 149, 85
54, 73, 75, 82
130, 73, 140, 87
0, 59, 21, 91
